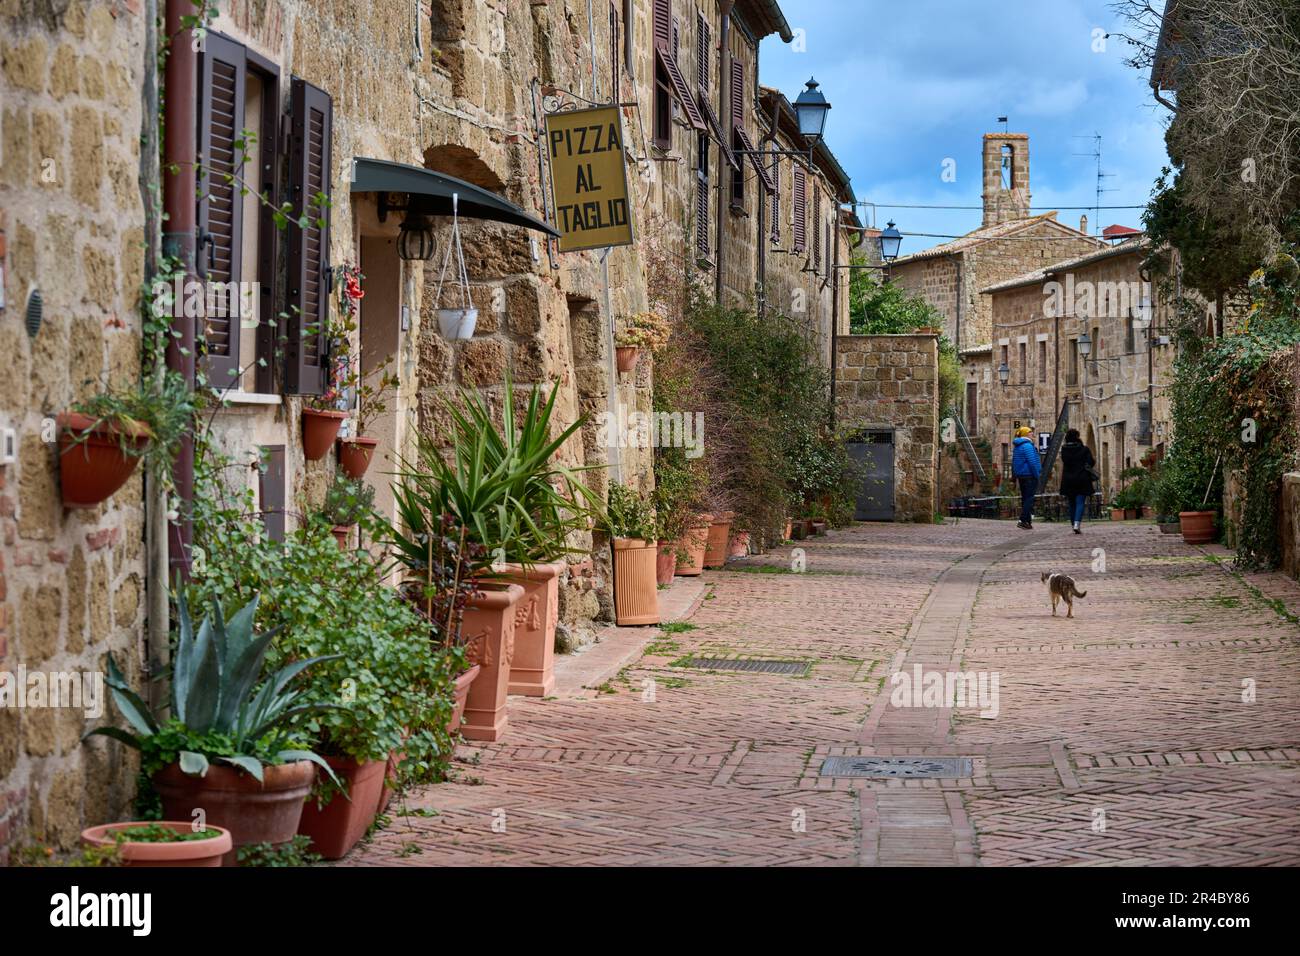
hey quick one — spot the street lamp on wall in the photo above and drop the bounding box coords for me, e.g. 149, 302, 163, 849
397, 212, 437, 261
997, 361, 1010, 385
794, 78, 831, 143
878, 221, 903, 263
1077, 331, 1093, 358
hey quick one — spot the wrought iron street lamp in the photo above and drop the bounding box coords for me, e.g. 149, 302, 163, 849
1077, 331, 1093, 358
998, 361, 1011, 385
878, 221, 903, 263
794, 78, 831, 143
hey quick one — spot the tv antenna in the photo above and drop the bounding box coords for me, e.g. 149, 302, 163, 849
1072, 133, 1117, 235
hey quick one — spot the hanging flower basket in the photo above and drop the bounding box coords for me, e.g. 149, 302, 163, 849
615, 346, 640, 373
302, 408, 346, 461
432, 192, 478, 340
337, 436, 379, 479
57, 412, 152, 508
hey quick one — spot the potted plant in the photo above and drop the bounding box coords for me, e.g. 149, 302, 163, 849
58, 373, 193, 508
703, 509, 735, 569
651, 446, 708, 583
320, 474, 375, 548
432, 194, 478, 339
85, 591, 340, 865
339, 363, 398, 480
614, 310, 672, 374
673, 513, 712, 574
80, 821, 232, 868
605, 483, 661, 626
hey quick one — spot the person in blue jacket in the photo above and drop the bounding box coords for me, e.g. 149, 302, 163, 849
1011, 426, 1042, 530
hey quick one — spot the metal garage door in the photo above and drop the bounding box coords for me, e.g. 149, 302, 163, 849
847, 430, 895, 521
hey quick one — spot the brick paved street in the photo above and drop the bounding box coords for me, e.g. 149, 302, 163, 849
346, 520, 1300, 866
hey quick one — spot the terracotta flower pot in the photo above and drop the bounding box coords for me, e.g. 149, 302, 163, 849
460, 584, 524, 742
783, 519, 794, 540
153, 760, 316, 866
1110, 509, 1125, 521
1141, 505, 1155, 519
81, 821, 232, 868
674, 514, 712, 576
296, 756, 386, 860
612, 537, 660, 625
728, 531, 750, 558
331, 525, 352, 549
448, 663, 480, 734
615, 346, 640, 373
302, 408, 346, 461
1179, 510, 1217, 545
1125, 508, 1139, 520
337, 436, 379, 479
704, 514, 733, 569
57, 412, 151, 508
656, 541, 678, 585
500, 560, 565, 697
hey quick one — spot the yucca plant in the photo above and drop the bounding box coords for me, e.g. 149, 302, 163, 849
389, 377, 603, 574
85, 590, 340, 784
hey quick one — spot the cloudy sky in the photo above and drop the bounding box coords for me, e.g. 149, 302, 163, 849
759, 0, 1172, 257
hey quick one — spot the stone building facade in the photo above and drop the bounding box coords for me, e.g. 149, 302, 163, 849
835, 334, 939, 522
2, 0, 866, 853
980, 239, 1176, 498
0, 0, 149, 860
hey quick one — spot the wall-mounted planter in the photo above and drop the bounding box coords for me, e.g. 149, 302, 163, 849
500, 560, 565, 697
302, 408, 346, 461
437, 307, 478, 340
615, 346, 640, 373
612, 537, 660, 625
57, 412, 151, 509
81, 821, 232, 868
1178, 510, 1217, 545
674, 513, 712, 576
297, 756, 386, 860
460, 583, 524, 742
153, 760, 316, 866
337, 436, 378, 479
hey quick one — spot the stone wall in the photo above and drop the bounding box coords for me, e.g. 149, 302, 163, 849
1, 0, 149, 856
835, 334, 939, 522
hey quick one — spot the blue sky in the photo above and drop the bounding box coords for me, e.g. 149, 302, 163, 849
759, 0, 1171, 257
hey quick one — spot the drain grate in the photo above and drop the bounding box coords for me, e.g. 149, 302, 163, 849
684, 657, 810, 676
819, 756, 972, 778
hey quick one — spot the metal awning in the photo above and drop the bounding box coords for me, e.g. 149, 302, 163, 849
350, 157, 559, 237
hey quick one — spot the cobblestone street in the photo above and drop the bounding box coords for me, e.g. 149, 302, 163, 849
346, 520, 1300, 866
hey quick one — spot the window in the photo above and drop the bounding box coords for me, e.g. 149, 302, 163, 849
1001, 144, 1014, 188
258, 445, 286, 543
198, 36, 283, 395
1126, 313, 1136, 353
730, 58, 745, 207
1000, 343, 1009, 372
1038, 339, 1047, 382
792, 166, 807, 252
651, 0, 703, 150
1067, 337, 1078, 385
1091, 325, 1100, 362
696, 131, 710, 260
1137, 402, 1152, 442
654, 58, 673, 147
1018, 341, 1027, 383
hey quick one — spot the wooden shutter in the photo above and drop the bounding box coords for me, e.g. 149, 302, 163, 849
793, 166, 807, 253
258, 445, 286, 543
730, 57, 744, 129
286, 77, 332, 395
653, 0, 671, 51
697, 15, 710, 91
770, 151, 781, 244
696, 178, 710, 258
813, 184, 822, 270
197, 33, 246, 389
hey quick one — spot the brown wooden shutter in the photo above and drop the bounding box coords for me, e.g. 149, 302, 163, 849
697, 15, 710, 91
730, 57, 744, 129
793, 166, 807, 253
197, 33, 246, 389
770, 151, 781, 244
696, 178, 710, 258
286, 77, 332, 395
813, 184, 822, 270
258, 445, 286, 543
653, 0, 671, 51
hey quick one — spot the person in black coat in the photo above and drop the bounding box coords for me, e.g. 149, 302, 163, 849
1059, 429, 1095, 534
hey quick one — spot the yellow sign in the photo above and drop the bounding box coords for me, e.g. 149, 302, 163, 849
545, 105, 634, 253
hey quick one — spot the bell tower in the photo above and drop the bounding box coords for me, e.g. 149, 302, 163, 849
982, 133, 1031, 226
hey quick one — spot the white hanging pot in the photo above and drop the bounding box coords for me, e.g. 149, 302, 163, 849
437, 307, 479, 340
433, 192, 477, 341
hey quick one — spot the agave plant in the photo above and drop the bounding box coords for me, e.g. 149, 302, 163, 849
389, 377, 602, 573
86, 590, 340, 783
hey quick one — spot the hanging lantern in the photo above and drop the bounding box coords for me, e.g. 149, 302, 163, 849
398, 212, 436, 261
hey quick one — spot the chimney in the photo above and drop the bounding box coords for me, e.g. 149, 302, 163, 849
1079, 214, 1089, 235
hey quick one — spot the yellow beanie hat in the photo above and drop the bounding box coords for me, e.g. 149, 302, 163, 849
1015, 426, 1033, 438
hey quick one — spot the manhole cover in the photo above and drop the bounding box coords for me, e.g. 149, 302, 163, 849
819, 756, 972, 778
684, 657, 809, 676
